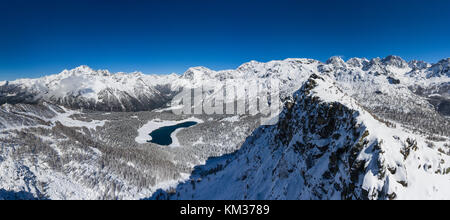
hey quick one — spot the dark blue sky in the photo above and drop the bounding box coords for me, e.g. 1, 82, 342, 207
1, 0, 449, 80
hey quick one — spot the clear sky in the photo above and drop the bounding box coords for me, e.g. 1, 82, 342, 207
1, 0, 449, 81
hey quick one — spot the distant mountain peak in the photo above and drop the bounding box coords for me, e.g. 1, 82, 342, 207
408, 60, 430, 70
427, 58, 450, 78
74, 65, 93, 72
381, 55, 409, 68
181, 66, 214, 80
436, 58, 450, 66
326, 56, 345, 65
59, 65, 111, 77
346, 57, 370, 68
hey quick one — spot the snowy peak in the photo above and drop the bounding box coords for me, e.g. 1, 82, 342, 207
428, 58, 450, 78
325, 55, 412, 75
58, 65, 111, 77
326, 56, 345, 64
73, 65, 94, 73
346, 57, 370, 68
278, 77, 450, 199
408, 60, 430, 70
181, 66, 214, 80
326, 56, 346, 68
381, 55, 409, 69
293, 73, 348, 105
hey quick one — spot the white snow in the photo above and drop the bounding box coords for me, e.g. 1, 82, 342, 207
192, 137, 205, 145
154, 105, 184, 113
220, 115, 241, 123
152, 73, 450, 200
1, 56, 450, 200
48, 106, 106, 130
0, 105, 106, 132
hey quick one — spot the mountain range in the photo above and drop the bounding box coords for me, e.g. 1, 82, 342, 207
0, 56, 449, 200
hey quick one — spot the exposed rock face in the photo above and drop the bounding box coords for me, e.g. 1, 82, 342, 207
151, 75, 450, 200
1, 56, 450, 200
408, 60, 430, 70
428, 58, 450, 78
382, 55, 409, 69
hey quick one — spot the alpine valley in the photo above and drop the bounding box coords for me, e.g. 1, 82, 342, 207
0, 56, 449, 200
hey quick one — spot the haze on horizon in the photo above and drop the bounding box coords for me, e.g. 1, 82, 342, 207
1, 0, 449, 81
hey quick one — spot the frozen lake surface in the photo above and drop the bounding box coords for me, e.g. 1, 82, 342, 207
135, 117, 203, 147
147, 121, 198, 146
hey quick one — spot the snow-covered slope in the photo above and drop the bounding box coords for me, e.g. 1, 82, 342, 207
152, 74, 450, 200
427, 58, 450, 78
1, 56, 449, 200
0, 102, 195, 200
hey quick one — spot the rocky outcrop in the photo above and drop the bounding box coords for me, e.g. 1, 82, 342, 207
151, 74, 450, 200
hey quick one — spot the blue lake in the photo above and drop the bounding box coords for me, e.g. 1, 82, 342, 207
147, 121, 198, 146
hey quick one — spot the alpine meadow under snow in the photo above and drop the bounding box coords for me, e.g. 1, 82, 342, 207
0, 56, 449, 200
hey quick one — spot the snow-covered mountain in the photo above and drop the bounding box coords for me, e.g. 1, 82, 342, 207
0, 56, 449, 200
427, 58, 450, 78
1, 56, 448, 115
0, 66, 183, 111
152, 74, 450, 200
